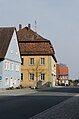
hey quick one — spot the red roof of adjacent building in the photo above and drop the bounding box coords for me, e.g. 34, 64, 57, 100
56, 64, 68, 78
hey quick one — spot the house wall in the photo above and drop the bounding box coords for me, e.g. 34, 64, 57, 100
48, 56, 56, 87
20, 55, 56, 88
2, 30, 21, 88
56, 64, 69, 86
5, 30, 21, 63
2, 59, 21, 88
0, 60, 3, 88
20, 55, 50, 88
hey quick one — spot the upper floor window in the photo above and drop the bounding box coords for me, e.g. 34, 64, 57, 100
54, 64, 55, 67
7, 62, 10, 70
11, 50, 13, 54
40, 58, 45, 65
30, 58, 34, 65
16, 64, 19, 71
4, 61, 10, 70
21, 58, 24, 65
11, 63, 14, 70
4, 61, 8, 70
16, 52, 18, 55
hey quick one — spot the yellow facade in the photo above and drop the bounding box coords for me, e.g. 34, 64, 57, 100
20, 55, 56, 88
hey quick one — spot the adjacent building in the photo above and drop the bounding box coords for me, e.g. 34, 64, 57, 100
0, 27, 21, 88
56, 64, 69, 86
18, 24, 57, 88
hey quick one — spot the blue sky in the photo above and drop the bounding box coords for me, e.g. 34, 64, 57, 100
0, 0, 79, 79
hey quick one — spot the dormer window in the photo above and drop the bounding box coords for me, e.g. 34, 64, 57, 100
11, 50, 13, 54
16, 52, 17, 55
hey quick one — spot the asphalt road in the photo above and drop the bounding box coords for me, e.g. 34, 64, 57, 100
0, 86, 79, 119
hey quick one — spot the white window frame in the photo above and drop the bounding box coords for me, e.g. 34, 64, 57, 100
40, 58, 45, 65
4, 61, 8, 70
11, 50, 13, 54
7, 62, 10, 70
30, 58, 34, 65
40, 73, 45, 80
29, 73, 34, 80
11, 63, 14, 70
16, 63, 19, 71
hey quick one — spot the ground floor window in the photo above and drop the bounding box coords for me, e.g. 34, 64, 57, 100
40, 73, 45, 80
30, 73, 34, 80
21, 73, 23, 80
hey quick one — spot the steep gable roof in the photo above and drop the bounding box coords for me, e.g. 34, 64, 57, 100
0, 27, 15, 58
18, 26, 49, 42
18, 25, 57, 62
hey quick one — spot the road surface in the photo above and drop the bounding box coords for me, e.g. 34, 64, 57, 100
0, 86, 79, 119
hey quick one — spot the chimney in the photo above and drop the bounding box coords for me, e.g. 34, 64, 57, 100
19, 24, 22, 30
28, 24, 31, 30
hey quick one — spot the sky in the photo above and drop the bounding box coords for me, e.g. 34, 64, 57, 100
0, 0, 79, 79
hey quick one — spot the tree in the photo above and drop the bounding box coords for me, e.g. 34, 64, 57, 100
27, 59, 47, 88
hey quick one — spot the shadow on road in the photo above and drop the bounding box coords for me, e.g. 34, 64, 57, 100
0, 95, 72, 119
37, 86, 79, 93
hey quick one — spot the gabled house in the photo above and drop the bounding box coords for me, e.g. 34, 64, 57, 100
0, 27, 21, 88
18, 24, 57, 88
56, 64, 69, 86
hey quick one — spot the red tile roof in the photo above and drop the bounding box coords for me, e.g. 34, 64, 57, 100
18, 27, 49, 42
17, 26, 57, 62
56, 64, 68, 78
19, 42, 53, 55
59, 66, 68, 75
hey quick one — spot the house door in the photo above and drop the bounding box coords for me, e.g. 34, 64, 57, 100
9, 77, 13, 87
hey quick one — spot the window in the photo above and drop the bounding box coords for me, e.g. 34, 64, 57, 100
30, 58, 34, 65
4, 61, 10, 70
7, 62, 10, 70
16, 64, 19, 71
4, 61, 7, 70
11, 50, 13, 54
40, 58, 45, 65
21, 73, 23, 80
21, 58, 24, 65
30, 73, 34, 80
54, 64, 55, 67
16, 52, 17, 55
11, 63, 14, 70
54, 64, 56, 70
40, 74, 45, 80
